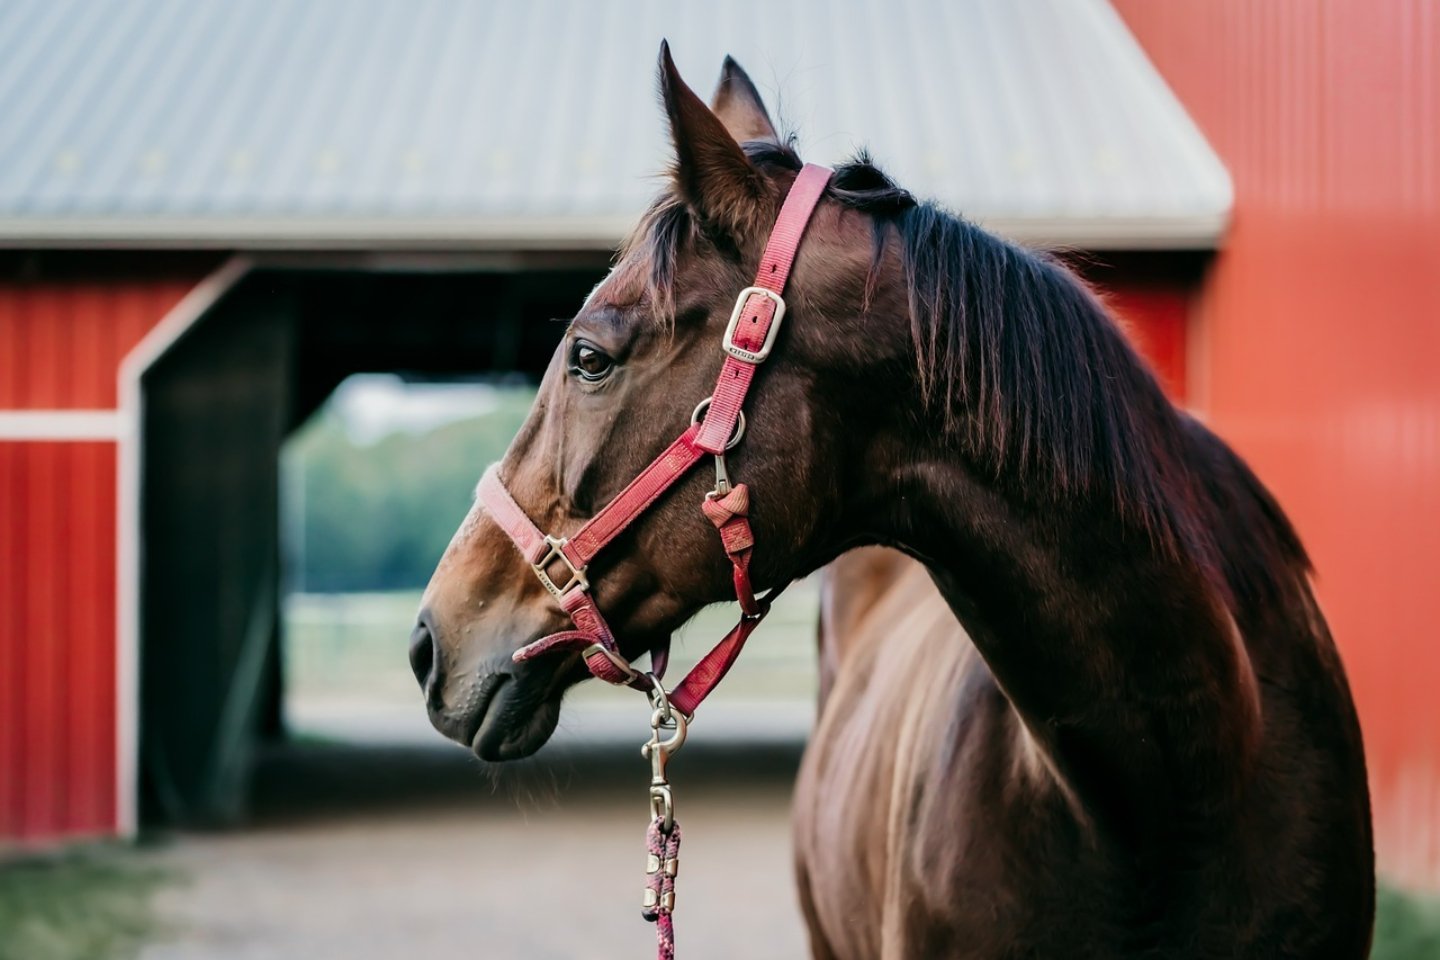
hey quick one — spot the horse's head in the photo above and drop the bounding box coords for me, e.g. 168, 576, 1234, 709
412, 46, 907, 760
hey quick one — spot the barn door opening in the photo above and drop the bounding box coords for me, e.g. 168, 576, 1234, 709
137, 274, 297, 826
135, 264, 598, 827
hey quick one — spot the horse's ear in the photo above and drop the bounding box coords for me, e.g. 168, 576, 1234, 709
711, 56, 779, 145
658, 41, 768, 235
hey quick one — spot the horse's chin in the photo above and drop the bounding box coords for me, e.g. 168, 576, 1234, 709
470, 673, 563, 761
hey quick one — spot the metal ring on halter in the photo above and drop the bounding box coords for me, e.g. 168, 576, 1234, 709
690, 397, 746, 451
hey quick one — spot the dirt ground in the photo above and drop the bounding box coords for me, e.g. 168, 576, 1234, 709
138, 740, 810, 960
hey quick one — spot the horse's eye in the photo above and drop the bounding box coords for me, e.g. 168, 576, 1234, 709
568, 340, 615, 382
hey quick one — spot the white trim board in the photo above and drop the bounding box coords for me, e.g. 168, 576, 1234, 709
0, 410, 125, 440
114, 256, 252, 837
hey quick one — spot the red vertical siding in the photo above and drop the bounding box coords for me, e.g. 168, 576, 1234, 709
1106, 284, 1189, 403
1, 275, 197, 842
0, 279, 192, 410
0, 443, 118, 840
1115, 0, 1440, 888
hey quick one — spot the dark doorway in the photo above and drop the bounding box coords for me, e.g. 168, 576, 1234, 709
138, 263, 602, 826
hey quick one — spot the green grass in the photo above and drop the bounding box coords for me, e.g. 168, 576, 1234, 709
0, 847, 171, 960
1374, 885, 1440, 959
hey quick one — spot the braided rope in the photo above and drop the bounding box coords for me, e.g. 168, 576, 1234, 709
642, 818, 683, 960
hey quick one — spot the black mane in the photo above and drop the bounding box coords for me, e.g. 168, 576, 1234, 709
631, 141, 1309, 584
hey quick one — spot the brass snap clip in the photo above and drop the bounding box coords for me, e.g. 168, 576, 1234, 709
642, 679, 688, 831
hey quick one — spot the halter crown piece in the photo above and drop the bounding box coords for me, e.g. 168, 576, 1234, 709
477, 163, 832, 960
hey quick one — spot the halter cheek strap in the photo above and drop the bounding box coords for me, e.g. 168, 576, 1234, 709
477, 163, 831, 719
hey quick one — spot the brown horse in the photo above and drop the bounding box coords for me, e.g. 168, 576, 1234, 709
411, 47, 1374, 957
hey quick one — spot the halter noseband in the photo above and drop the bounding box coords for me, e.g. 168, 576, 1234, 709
477, 163, 832, 719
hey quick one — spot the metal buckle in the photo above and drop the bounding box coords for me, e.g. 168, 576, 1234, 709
582, 642, 641, 684
722, 286, 786, 364
531, 534, 589, 599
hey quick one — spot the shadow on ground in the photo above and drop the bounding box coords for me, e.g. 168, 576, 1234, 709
247, 738, 805, 826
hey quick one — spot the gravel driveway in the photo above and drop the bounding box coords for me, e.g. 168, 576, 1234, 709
139, 740, 809, 960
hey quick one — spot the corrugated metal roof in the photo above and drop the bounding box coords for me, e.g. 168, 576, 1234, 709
0, 0, 1231, 249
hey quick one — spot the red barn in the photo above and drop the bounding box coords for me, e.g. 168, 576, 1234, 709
1, 0, 1435, 890
1111, 0, 1440, 889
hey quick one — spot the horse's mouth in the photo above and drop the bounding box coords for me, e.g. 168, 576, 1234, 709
465, 672, 563, 762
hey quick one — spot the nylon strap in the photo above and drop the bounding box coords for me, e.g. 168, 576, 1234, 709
694, 165, 831, 454
565, 426, 706, 567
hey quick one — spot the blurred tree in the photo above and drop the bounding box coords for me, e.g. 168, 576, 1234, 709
283, 386, 534, 592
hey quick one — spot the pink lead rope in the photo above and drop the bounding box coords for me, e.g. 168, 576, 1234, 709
477, 164, 832, 959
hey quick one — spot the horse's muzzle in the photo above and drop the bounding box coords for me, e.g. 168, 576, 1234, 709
410, 608, 565, 760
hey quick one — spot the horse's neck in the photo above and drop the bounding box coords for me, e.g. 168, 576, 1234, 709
817, 547, 929, 705
869, 424, 1269, 838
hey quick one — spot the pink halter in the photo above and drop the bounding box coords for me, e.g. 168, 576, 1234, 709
477, 164, 832, 719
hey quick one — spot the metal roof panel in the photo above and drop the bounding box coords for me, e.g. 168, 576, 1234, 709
0, 0, 1232, 248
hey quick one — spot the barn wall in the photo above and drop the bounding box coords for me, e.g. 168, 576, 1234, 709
0, 442, 117, 839
0, 278, 195, 409
1075, 253, 1205, 405
1106, 286, 1188, 403
1114, 0, 1440, 887
0, 271, 197, 842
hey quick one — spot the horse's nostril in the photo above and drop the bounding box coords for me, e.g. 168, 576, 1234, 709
409, 616, 438, 695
